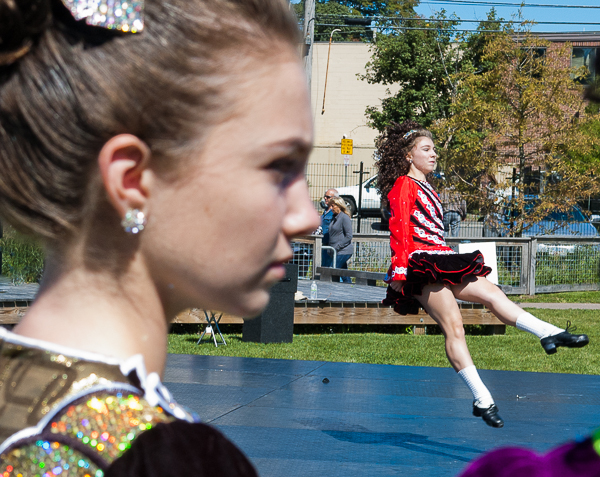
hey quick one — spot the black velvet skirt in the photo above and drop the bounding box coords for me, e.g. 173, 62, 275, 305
382, 250, 492, 315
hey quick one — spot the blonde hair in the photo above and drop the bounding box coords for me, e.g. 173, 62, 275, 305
330, 197, 350, 216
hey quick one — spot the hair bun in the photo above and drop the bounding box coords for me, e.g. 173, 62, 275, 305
0, 0, 51, 66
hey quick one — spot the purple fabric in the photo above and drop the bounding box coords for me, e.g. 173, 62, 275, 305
459, 438, 600, 477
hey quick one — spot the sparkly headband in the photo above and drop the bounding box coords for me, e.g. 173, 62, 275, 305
403, 129, 418, 140
61, 0, 144, 33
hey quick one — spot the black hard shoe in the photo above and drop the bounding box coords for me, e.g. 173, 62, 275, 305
540, 321, 589, 355
473, 403, 504, 428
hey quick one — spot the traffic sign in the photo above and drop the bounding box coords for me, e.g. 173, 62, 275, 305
343, 155, 350, 166
341, 138, 353, 155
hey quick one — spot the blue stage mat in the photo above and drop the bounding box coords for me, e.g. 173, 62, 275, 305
164, 354, 600, 477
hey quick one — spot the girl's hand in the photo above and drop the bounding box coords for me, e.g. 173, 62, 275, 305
390, 280, 405, 292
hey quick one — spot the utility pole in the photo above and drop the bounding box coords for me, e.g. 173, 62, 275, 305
302, 0, 315, 94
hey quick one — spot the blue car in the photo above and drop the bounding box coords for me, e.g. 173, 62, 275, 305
497, 201, 598, 237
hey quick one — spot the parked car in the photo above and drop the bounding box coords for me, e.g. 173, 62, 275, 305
496, 201, 599, 237
336, 175, 382, 217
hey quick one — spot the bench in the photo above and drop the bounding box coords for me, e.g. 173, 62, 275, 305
317, 266, 384, 286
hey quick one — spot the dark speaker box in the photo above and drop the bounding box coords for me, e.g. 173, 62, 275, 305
242, 263, 298, 344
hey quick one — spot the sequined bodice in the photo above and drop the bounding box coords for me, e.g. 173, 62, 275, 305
0, 329, 193, 475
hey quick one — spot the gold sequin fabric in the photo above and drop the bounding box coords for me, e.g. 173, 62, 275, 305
0, 392, 175, 474
0, 339, 135, 444
0, 332, 191, 474
0, 441, 103, 477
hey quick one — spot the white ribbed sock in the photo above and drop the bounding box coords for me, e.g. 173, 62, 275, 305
516, 312, 563, 339
458, 365, 494, 408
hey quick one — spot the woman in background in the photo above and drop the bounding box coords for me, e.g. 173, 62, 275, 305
0, 0, 318, 474
377, 119, 589, 429
328, 196, 353, 283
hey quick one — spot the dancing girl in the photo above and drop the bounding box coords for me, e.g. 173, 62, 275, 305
0, 0, 317, 474
377, 120, 589, 428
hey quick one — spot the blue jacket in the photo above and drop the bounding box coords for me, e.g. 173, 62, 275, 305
321, 209, 333, 245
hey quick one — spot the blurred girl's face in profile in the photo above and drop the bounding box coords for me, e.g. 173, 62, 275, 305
143, 51, 319, 318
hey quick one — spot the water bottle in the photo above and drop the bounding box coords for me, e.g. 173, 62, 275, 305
310, 281, 318, 300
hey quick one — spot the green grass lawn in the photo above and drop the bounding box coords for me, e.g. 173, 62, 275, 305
168, 309, 600, 375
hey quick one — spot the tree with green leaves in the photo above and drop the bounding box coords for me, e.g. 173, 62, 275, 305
360, 13, 464, 130
432, 27, 600, 236
294, 1, 419, 42
361, 9, 504, 131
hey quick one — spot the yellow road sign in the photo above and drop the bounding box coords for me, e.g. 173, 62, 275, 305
341, 138, 353, 155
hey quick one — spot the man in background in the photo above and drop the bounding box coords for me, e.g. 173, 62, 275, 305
320, 189, 338, 267
440, 189, 467, 237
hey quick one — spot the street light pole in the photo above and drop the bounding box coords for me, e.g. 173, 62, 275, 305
321, 28, 341, 115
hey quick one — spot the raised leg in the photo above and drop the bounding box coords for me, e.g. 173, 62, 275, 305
450, 276, 588, 353
449, 276, 524, 326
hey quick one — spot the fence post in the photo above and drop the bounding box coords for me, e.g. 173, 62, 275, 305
313, 235, 322, 280
528, 238, 537, 296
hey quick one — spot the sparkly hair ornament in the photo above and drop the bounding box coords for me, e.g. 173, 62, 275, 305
403, 129, 418, 140
60, 0, 145, 33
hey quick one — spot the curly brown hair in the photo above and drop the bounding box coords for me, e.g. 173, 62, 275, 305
375, 120, 433, 207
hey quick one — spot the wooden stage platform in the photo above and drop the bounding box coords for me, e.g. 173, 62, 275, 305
0, 277, 504, 333
173, 280, 505, 334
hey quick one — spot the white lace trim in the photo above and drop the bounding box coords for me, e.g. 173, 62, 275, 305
420, 181, 444, 212
409, 249, 457, 259
417, 189, 444, 229
413, 210, 444, 236
391, 266, 407, 278
414, 227, 447, 246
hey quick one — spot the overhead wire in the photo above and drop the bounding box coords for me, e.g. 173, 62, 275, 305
315, 22, 504, 33
317, 14, 600, 26
418, 0, 600, 7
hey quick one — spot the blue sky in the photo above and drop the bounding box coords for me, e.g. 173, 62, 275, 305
415, 0, 600, 33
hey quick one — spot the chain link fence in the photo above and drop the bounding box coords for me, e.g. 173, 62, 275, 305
290, 235, 600, 294
306, 164, 600, 238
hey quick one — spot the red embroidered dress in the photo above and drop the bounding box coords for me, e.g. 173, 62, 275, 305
383, 176, 491, 315
386, 176, 455, 281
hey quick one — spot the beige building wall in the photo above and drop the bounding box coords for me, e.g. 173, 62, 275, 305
309, 42, 397, 168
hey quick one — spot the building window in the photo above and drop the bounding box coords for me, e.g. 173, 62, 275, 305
571, 47, 598, 84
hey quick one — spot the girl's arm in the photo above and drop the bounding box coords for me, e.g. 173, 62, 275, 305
387, 177, 413, 282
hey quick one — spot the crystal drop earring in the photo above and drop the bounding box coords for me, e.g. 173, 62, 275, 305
121, 209, 146, 234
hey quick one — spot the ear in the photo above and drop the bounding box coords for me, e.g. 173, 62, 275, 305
98, 134, 153, 219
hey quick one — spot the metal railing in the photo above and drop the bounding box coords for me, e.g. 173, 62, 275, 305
290, 235, 600, 295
